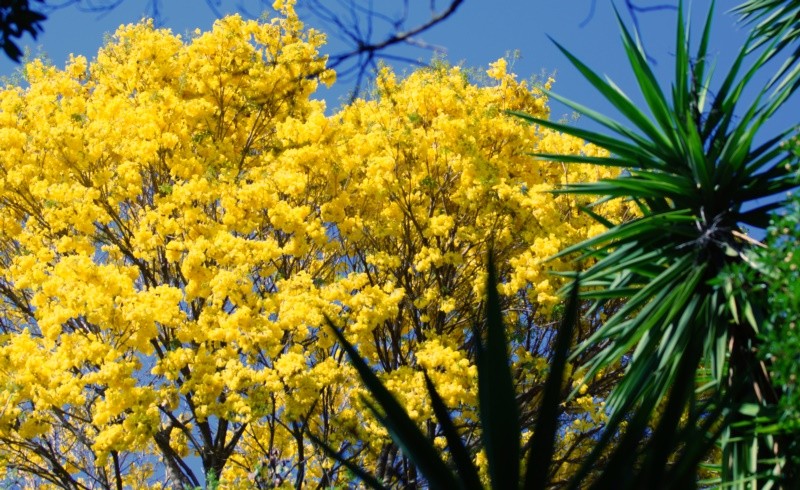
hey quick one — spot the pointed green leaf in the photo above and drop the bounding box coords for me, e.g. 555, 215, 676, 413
306, 433, 389, 490
613, 5, 676, 136
523, 274, 581, 489
476, 254, 521, 489
545, 37, 675, 151
423, 372, 483, 490
325, 319, 460, 489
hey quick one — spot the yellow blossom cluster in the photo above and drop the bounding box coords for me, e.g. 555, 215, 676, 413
0, 5, 628, 488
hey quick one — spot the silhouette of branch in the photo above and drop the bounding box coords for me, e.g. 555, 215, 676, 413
298, 0, 464, 97
581, 0, 678, 64
7, 0, 465, 97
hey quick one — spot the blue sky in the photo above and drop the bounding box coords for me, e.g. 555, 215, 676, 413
0, 1, 769, 121
0, 1, 789, 128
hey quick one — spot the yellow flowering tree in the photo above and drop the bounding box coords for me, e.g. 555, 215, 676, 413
0, 4, 629, 488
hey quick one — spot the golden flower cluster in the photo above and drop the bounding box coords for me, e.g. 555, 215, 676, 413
0, 4, 627, 488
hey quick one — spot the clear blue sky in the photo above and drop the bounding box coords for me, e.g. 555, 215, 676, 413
0, 1, 771, 120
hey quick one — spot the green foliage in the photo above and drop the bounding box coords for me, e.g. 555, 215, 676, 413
315, 256, 722, 489
723, 185, 800, 483
312, 255, 579, 489
311, 1, 800, 488
756, 196, 800, 421
733, 0, 800, 77
185, 469, 220, 490
510, 0, 800, 486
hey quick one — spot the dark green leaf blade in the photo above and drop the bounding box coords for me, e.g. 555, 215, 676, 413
423, 372, 483, 490
326, 318, 460, 489
523, 274, 581, 489
306, 432, 390, 490
476, 254, 521, 489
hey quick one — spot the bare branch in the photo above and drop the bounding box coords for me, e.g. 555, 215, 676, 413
326, 0, 463, 66
10, 0, 466, 96
300, 0, 465, 97
580, 0, 678, 64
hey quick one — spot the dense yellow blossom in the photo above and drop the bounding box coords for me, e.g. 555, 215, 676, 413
0, 6, 628, 489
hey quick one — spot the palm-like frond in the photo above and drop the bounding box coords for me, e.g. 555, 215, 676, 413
314, 258, 723, 489
311, 256, 581, 489
733, 0, 800, 82
512, 0, 800, 485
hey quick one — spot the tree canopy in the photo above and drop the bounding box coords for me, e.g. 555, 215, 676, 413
0, 5, 628, 488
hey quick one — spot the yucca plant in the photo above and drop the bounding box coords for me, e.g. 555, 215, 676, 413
310, 256, 577, 489
509, 0, 800, 486
310, 256, 727, 489
733, 0, 800, 71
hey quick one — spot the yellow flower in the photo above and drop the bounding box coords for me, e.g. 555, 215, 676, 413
0, 11, 625, 487
487, 58, 508, 80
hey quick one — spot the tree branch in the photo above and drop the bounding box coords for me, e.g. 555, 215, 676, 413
580, 0, 678, 64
